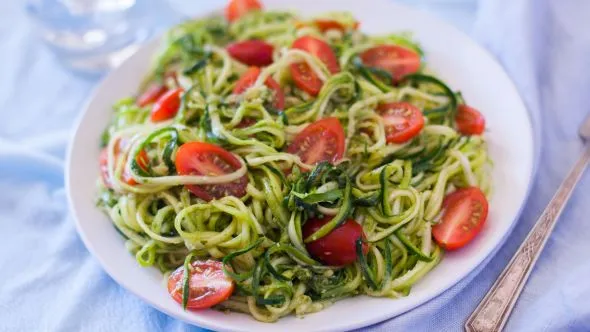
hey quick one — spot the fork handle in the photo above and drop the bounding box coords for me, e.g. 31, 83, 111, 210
465, 145, 590, 332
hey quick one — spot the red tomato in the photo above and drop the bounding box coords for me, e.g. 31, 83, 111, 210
167, 260, 234, 309
122, 149, 149, 185
456, 104, 485, 135
227, 40, 274, 67
432, 187, 489, 250
233, 67, 285, 109
236, 117, 256, 128
289, 62, 324, 96
290, 36, 340, 96
99, 141, 149, 187
360, 45, 421, 82
292, 36, 340, 74
233, 67, 260, 94
137, 83, 167, 107
175, 142, 248, 201
225, 0, 262, 22
99, 148, 112, 187
377, 102, 425, 144
314, 19, 359, 32
303, 217, 368, 266
151, 88, 183, 122
286, 117, 345, 165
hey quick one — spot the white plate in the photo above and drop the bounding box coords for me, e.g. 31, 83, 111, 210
66, 1, 535, 331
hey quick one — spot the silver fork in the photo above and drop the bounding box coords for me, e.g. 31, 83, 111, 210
465, 114, 590, 332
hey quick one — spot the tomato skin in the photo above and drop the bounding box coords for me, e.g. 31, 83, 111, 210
233, 67, 285, 109
297, 20, 360, 32
264, 75, 285, 110
227, 40, 274, 67
175, 142, 248, 201
377, 102, 425, 144
150, 88, 183, 122
360, 45, 421, 82
289, 62, 324, 96
290, 36, 340, 96
99, 148, 112, 187
99, 140, 149, 188
292, 36, 340, 74
122, 149, 149, 185
225, 0, 262, 22
303, 217, 368, 266
167, 260, 234, 309
233, 67, 260, 94
236, 117, 257, 128
314, 19, 349, 32
456, 104, 485, 135
432, 187, 489, 250
286, 117, 345, 166
137, 83, 167, 107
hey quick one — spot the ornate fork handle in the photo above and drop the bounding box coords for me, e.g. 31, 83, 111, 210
465, 145, 590, 332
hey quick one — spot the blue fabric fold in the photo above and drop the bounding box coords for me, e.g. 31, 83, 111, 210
1, 0, 589, 331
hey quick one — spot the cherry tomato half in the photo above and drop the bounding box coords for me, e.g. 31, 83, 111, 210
289, 62, 324, 97
293, 36, 340, 74
303, 217, 369, 266
99, 148, 112, 187
122, 149, 149, 185
360, 45, 421, 82
377, 102, 425, 144
150, 88, 183, 122
175, 142, 248, 201
167, 260, 234, 309
225, 0, 262, 22
99, 139, 149, 188
227, 40, 274, 67
236, 117, 257, 128
455, 104, 485, 135
314, 19, 359, 32
432, 187, 489, 250
233, 67, 285, 110
137, 83, 167, 107
286, 117, 345, 166
290, 36, 340, 96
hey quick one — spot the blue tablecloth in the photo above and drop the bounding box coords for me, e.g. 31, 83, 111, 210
2, 0, 590, 331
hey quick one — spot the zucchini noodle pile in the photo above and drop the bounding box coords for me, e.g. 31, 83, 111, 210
97, 9, 491, 322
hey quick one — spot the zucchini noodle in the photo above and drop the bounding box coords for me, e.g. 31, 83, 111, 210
96, 8, 491, 323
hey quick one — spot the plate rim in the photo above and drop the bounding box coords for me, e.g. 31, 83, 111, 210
65, 1, 537, 330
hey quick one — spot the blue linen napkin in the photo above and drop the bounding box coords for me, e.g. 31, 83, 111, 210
1, 0, 589, 331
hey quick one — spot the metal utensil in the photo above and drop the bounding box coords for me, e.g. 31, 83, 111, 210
465, 114, 590, 332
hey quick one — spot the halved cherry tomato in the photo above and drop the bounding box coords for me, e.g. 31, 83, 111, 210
293, 36, 340, 74
175, 142, 248, 201
360, 45, 421, 82
236, 117, 257, 128
227, 40, 274, 67
286, 117, 345, 165
432, 187, 489, 250
456, 104, 485, 135
225, 0, 262, 22
99, 140, 149, 187
233, 67, 285, 109
377, 102, 425, 144
262, 73, 285, 110
290, 36, 340, 96
137, 83, 167, 107
167, 259, 234, 309
314, 19, 359, 33
99, 148, 112, 187
289, 62, 324, 96
122, 149, 149, 185
303, 217, 368, 266
150, 88, 183, 122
